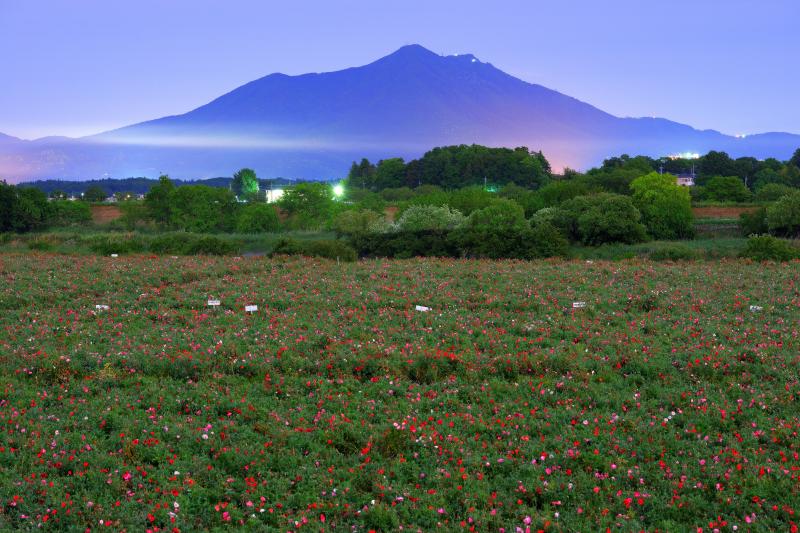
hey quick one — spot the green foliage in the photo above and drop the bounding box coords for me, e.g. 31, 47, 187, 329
82, 185, 108, 202
349, 145, 551, 190
87, 234, 147, 255
270, 238, 357, 261
380, 187, 415, 202
396, 205, 465, 232
118, 201, 150, 230
647, 244, 698, 261
181, 235, 239, 255
755, 183, 796, 202
575, 193, 646, 245
739, 207, 769, 236
231, 168, 259, 199
766, 191, 800, 237
0, 182, 52, 232
278, 182, 337, 230
740, 235, 799, 261
235, 203, 281, 233
332, 209, 385, 237
144, 175, 176, 226
350, 230, 457, 259
536, 180, 590, 207
454, 199, 547, 259
702, 176, 752, 202
50, 200, 92, 226
345, 188, 386, 212
499, 183, 545, 217
448, 185, 496, 215
168, 185, 237, 232
630, 172, 694, 239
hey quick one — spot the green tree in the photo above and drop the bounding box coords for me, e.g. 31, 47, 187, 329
630, 172, 694, 239
703, 176, 752, 202
278, 182, 337, 229
235, 203, 280, 233
0, 183, 52, 232
50, 200, 91, 226
144, 175, 176, 226
766, 191, 800, 237
374, 158, 406, 190
169, 185, 237, 232
575, 194, 646, 245
698, 151, 737, 183
755, 183, 796, 202
448, 186, 495, 215
83, 185, 108, 202
790, 148, 800, 169
232, 168, 259, 199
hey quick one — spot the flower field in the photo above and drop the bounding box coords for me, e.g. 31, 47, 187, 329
0, 253, 798, 531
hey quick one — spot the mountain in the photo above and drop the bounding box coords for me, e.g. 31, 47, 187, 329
1, 44, 799, 182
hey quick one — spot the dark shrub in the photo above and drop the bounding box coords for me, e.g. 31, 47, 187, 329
270, 238, 357, 262
183, 236, 239, 256
87, 234, 147, 255
739, 207, 769, 236
648, 244, 698, 261
740, 235, 798, 261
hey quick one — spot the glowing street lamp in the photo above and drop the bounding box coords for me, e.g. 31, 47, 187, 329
332, 183, 345, 199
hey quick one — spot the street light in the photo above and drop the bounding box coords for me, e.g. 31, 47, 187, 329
332, 183, 345, 198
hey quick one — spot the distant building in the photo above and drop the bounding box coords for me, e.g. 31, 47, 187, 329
676, 173, 695, 187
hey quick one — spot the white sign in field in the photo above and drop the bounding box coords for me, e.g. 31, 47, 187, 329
208, 299, 221, 307
95, 304, 110, 311
415, 305, 431, 312
245, 305, 258, 313
749, 305, 763, 312
572, 301, 587, 308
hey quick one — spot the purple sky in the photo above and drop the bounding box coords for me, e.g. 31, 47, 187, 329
1, 0, 798, 140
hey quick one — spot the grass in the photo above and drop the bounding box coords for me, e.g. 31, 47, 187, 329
0, 253, 797, 530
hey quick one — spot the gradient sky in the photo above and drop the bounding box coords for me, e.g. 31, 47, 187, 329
1, 0, 798, 140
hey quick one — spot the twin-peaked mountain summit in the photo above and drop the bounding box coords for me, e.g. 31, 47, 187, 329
1, 44, 798, 181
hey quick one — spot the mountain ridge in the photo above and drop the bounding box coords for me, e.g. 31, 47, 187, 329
1, 44, 798, 182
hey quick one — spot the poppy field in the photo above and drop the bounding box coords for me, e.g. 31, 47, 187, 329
0, 253, 798, 532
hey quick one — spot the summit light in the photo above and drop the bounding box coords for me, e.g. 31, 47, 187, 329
332, 183, 345, 198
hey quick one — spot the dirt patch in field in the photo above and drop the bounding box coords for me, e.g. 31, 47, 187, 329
91, 205, 123, 224
692, 206, 758, 219
384, 206, 399, 222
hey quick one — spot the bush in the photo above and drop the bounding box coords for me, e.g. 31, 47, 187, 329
396, 205, 465, 232
454, 199, 554, 259
332, 209, 385, 237
528, 221, 570, 258
87, 234, 147, 255
739, 207, 769, 236
630, 172, 694, 239
755, 183, 796, 202
766, 191, 800, 237
182, 236, 239, 256
50, 200, 92, 226
552, 194, 646, 245
575, 194, 646, 245
235, 203, 281, 233
703, 176, 752, 202
740, 235, 798, 261
351, 230, 458, 259
270, 238, 357, 262
648, 244, 698, 261
148, 233, 239, 255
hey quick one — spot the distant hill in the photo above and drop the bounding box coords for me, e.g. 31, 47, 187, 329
17, 177, 297, 196
1, 44, 799, 182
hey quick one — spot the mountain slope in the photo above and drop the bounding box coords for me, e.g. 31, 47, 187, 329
1, 44, 799, 181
